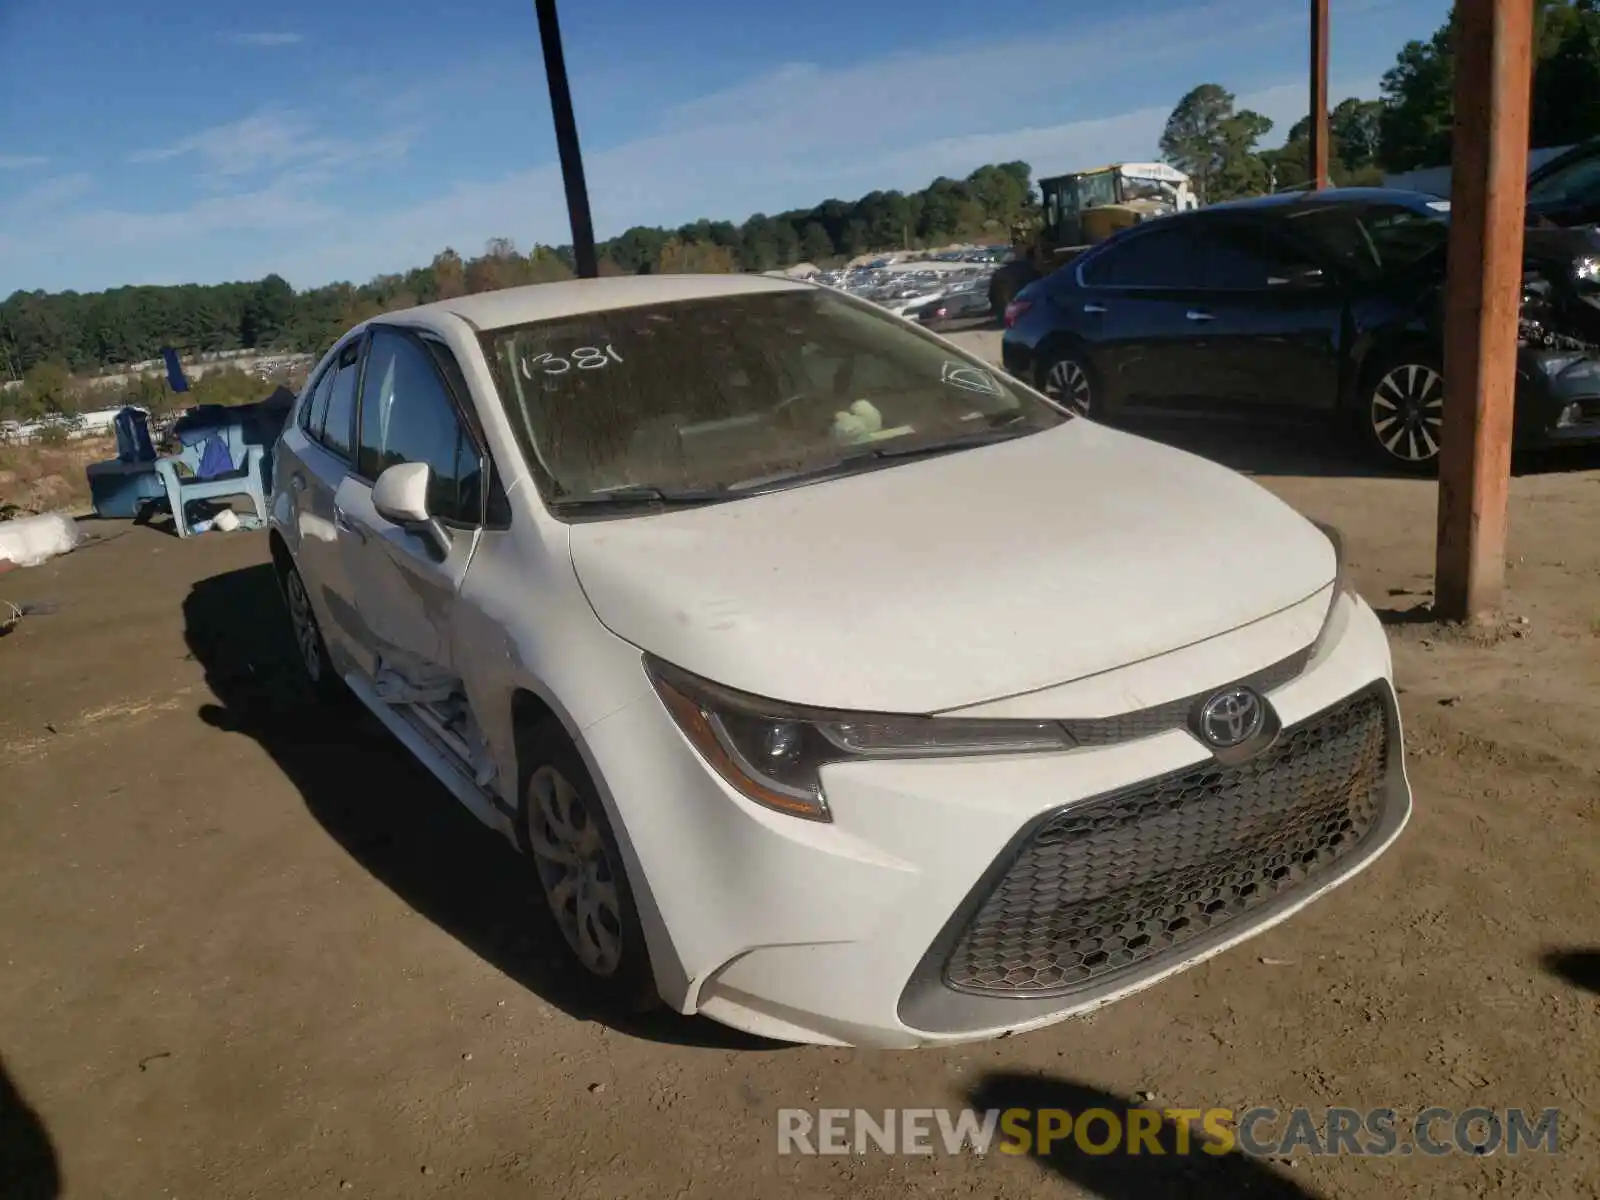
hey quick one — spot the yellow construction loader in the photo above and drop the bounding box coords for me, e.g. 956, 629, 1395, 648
989, 162, 1199, 317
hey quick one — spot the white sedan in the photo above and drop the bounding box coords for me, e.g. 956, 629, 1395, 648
268, 274, 1410, 1049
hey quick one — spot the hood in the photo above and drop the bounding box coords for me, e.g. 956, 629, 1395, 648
569, 421, 1336, 714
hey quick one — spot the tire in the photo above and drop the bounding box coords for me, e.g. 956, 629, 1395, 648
276, 558, 343, 700
1036, 347, 1097, 418
989, 261, 1039, 320
515, 719, 659, 1012
1357, 347, 1446, 472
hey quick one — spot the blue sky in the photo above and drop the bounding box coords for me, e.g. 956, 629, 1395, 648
0, 0, 1450, 295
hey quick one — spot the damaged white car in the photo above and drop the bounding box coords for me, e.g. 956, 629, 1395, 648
268, 275, 1410, 1049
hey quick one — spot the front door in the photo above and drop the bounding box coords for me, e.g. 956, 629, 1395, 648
1182, 222, 1344, 414
334, 326, 487, 698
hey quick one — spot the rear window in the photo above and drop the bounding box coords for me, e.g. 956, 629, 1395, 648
1080, 227, 1206, 288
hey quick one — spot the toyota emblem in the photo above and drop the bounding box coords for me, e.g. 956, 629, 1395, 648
1198, 687, 1266, 749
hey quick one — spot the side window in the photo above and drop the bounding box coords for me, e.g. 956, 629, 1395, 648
1080, 228, 1206, 288
303, 365, 336, 437
319, 339, 363, 459
1198, 225, 1291, 290
420, 337, 512, 528
358, 328, 483, 525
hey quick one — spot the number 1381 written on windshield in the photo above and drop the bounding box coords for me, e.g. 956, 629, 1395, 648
518, 345, 624, 378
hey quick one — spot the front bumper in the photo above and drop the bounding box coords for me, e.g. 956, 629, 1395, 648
1517, 348, 1600, 446
582, 592, 1410, 1049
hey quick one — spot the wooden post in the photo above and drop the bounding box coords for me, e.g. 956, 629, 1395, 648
1435, 0, 1534, 622
533, 0, 599, 279
1310, 0, 1330, 189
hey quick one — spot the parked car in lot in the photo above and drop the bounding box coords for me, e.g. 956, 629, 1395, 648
270, 274, 1410, 1048
1001, 188, 1600, 469
906, 280, 993, 326
1526, 135, 1600, 228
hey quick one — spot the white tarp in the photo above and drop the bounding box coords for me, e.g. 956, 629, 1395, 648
0, 512, 83, 568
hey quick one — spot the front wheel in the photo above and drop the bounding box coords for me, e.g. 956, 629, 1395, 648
516, 720, 658, 1011
1358, 349, 1445, 471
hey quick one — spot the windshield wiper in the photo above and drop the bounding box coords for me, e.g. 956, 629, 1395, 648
550, 485, 731, 512
849, 420, 1036, 462
720, 421, 1039, 493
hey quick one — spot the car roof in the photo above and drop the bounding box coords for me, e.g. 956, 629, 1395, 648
1200, 187, 1447, 217
374, 272, 812, 333
1528, 136, 1600, 185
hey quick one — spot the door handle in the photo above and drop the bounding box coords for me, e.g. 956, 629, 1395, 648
333, 508, 367, 543
1185, 310, 1215, 322
1082, 303, 1107, 314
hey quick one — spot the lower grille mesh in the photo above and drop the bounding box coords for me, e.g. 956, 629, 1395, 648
944, 691, 1390, 996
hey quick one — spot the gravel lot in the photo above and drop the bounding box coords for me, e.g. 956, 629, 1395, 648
2, 331, 1597, 1198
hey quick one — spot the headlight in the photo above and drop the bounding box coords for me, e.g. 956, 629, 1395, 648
1574, 255, 1600, 284
646, 656, 1075, 822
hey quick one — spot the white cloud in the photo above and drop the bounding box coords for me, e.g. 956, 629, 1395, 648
0, 154, 48, 170
128, 109, 411, 182
0, 173, 95, 216
223, 32, 303, 48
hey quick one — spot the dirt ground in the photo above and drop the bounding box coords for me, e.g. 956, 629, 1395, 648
2, 337, 1598, 1199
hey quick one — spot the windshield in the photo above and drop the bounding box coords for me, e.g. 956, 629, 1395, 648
1076, 171, 1118, 211
482, 287, 1066, 510
1527, 145, 1600, 210
1282, 202, 1450, 280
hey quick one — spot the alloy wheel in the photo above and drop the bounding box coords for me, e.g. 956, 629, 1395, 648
525, 765, 624, 977
1371, 363, 1444, 463
1045, 359, 1092, 416
283, 568, 323, 683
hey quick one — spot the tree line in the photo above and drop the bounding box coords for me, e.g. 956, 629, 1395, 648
6, 0, 1600, 400
1164, 1, 1600, 203
0, 161, 1033, 391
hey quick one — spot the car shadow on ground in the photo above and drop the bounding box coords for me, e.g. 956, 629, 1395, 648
1107, 413, 1600, 482
180, 563, 785, 1052
0, 1057, 61, 1200
964, 1073, 1323, 1199
1543, 948, 1600, 996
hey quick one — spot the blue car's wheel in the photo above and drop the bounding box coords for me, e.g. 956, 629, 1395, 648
1039, 351, 1095, 417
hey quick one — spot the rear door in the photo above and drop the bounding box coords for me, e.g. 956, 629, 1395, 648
332, 325, 488, 695
1183, 220, 1345, 413
1076, 224, 1215, 409
280, 334, 367, 669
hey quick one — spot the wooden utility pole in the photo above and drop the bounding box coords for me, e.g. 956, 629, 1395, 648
533, 0, 599, 278
1435, 0, 1535, 621
1309, 0, 1330, 189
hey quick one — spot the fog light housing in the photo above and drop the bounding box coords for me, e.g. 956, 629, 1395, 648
1556, 401, 1583, 428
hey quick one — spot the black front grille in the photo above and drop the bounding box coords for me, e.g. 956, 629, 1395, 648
944, 690, 1390, 996
1061, 649, 1310, 747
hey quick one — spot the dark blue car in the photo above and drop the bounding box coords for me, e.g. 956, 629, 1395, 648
1000, 188, 1600, 470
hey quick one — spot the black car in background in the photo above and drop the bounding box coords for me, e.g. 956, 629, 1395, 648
1001, 188, 1600, 470
1527, 137, 1600, 228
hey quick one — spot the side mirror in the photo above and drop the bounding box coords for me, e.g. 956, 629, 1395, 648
1268, 264, 1326, 288
372, 462, 452, 559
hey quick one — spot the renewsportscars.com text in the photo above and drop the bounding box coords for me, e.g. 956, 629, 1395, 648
776, 1106, 1563, 1158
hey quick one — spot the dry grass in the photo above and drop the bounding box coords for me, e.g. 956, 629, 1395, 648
0, 435, 116, 517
